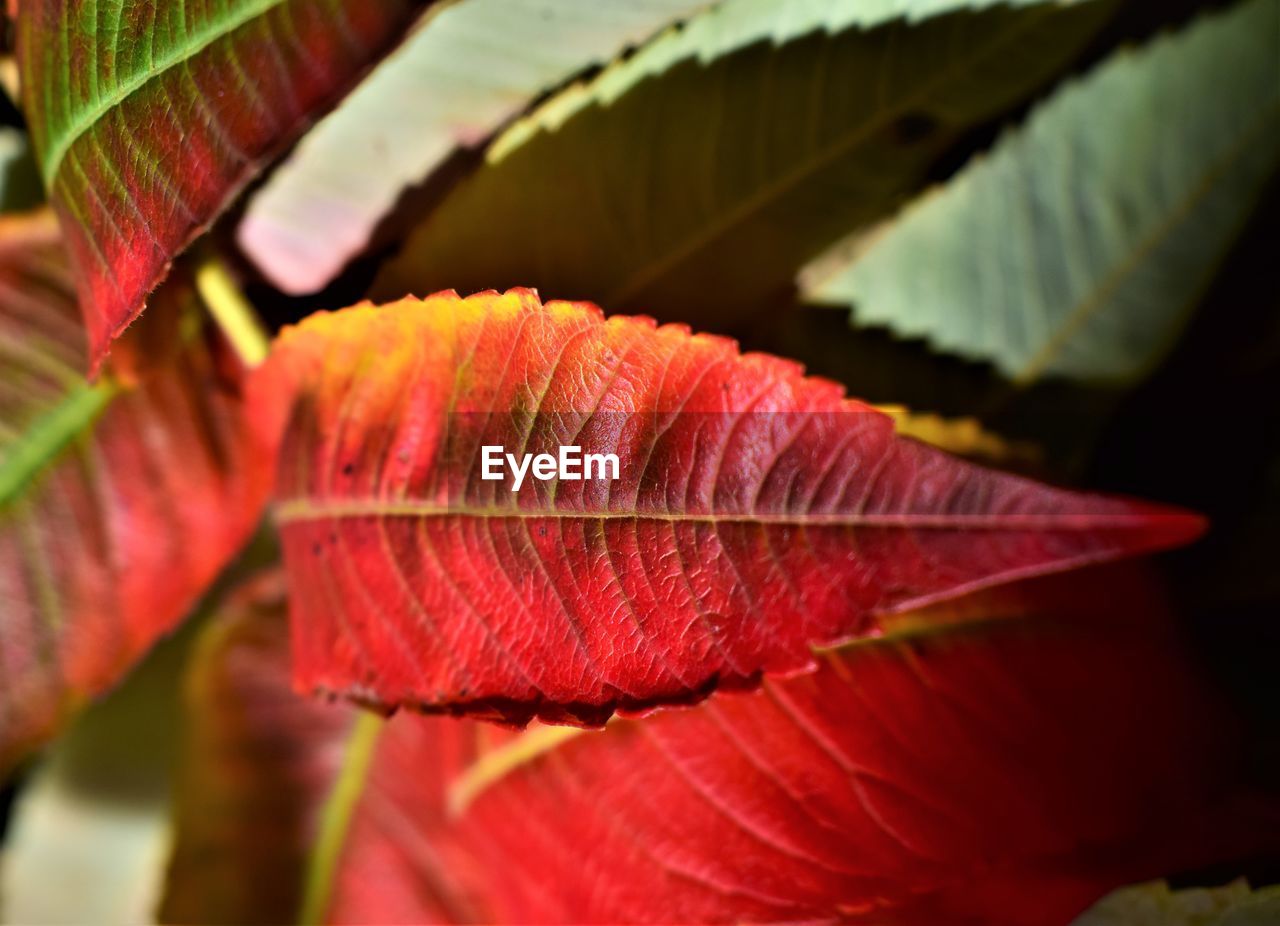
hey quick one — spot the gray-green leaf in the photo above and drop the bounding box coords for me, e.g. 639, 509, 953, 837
373, 0, 1114, 326
805, 0, 1280, 384
239, 0, 713, 295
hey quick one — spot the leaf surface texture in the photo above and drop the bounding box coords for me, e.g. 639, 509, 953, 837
239, 0, 713, 294
16, 0, 421, 368
254, 289, 1202, 724
373, 0, 1114, 326
160, 572, 353, 926
162, 569, 1276, 924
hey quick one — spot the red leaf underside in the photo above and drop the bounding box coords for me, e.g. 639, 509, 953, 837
325, 569, 1266, 925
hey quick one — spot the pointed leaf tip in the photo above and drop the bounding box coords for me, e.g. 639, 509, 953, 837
253, 290, 1206, 725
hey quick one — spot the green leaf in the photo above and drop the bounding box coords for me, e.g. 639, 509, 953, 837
373, 0, 1115, 327
805, 0, 1280, 384
15, 0, 421, 370
1072, 880, 1280, 926
239, 0, 714, 295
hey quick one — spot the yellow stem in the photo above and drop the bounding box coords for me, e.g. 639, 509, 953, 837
193, 250, 270, 366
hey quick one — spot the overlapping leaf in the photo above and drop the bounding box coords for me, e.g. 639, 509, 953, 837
239, 0, 712, 294
161, 567, 1275, 924
15, 0, 424, 370
157, 574, 517, 925
804, 0, 1280, 383
0, 210, 270, 773
252, 289, 1202, 725
345, 572, 1256, 925
373, 0, 1115, 327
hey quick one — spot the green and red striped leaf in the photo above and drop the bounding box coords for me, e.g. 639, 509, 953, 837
252, 289, 1204, 725
0, 209, 270, 773
15, 0, 423, 370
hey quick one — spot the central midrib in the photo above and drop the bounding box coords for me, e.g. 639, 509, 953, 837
274, 498, 1169, 530
0, 381, 118, 508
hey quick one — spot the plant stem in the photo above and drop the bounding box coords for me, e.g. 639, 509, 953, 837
193, 249, 270, 366
298, 711, 383, 926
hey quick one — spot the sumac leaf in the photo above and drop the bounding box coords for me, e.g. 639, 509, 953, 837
0, 210, 270, 773
1, 621, 189, 924
239, 0, 712, 294
877, 405, 1042, 470
804, 0, 1280, 384
372, 0, 1115, 329
351, 572, 1268, 925
162, 566, 1276, 924
15, 0, 424, 370
253, 289, 1204, 725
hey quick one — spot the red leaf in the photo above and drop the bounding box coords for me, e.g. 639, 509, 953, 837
159, 567, 1275, 924
327, 568, 1275, 924
15, 0, 423, 370
0, 210, 270, 772
253, 290, 1205, 725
